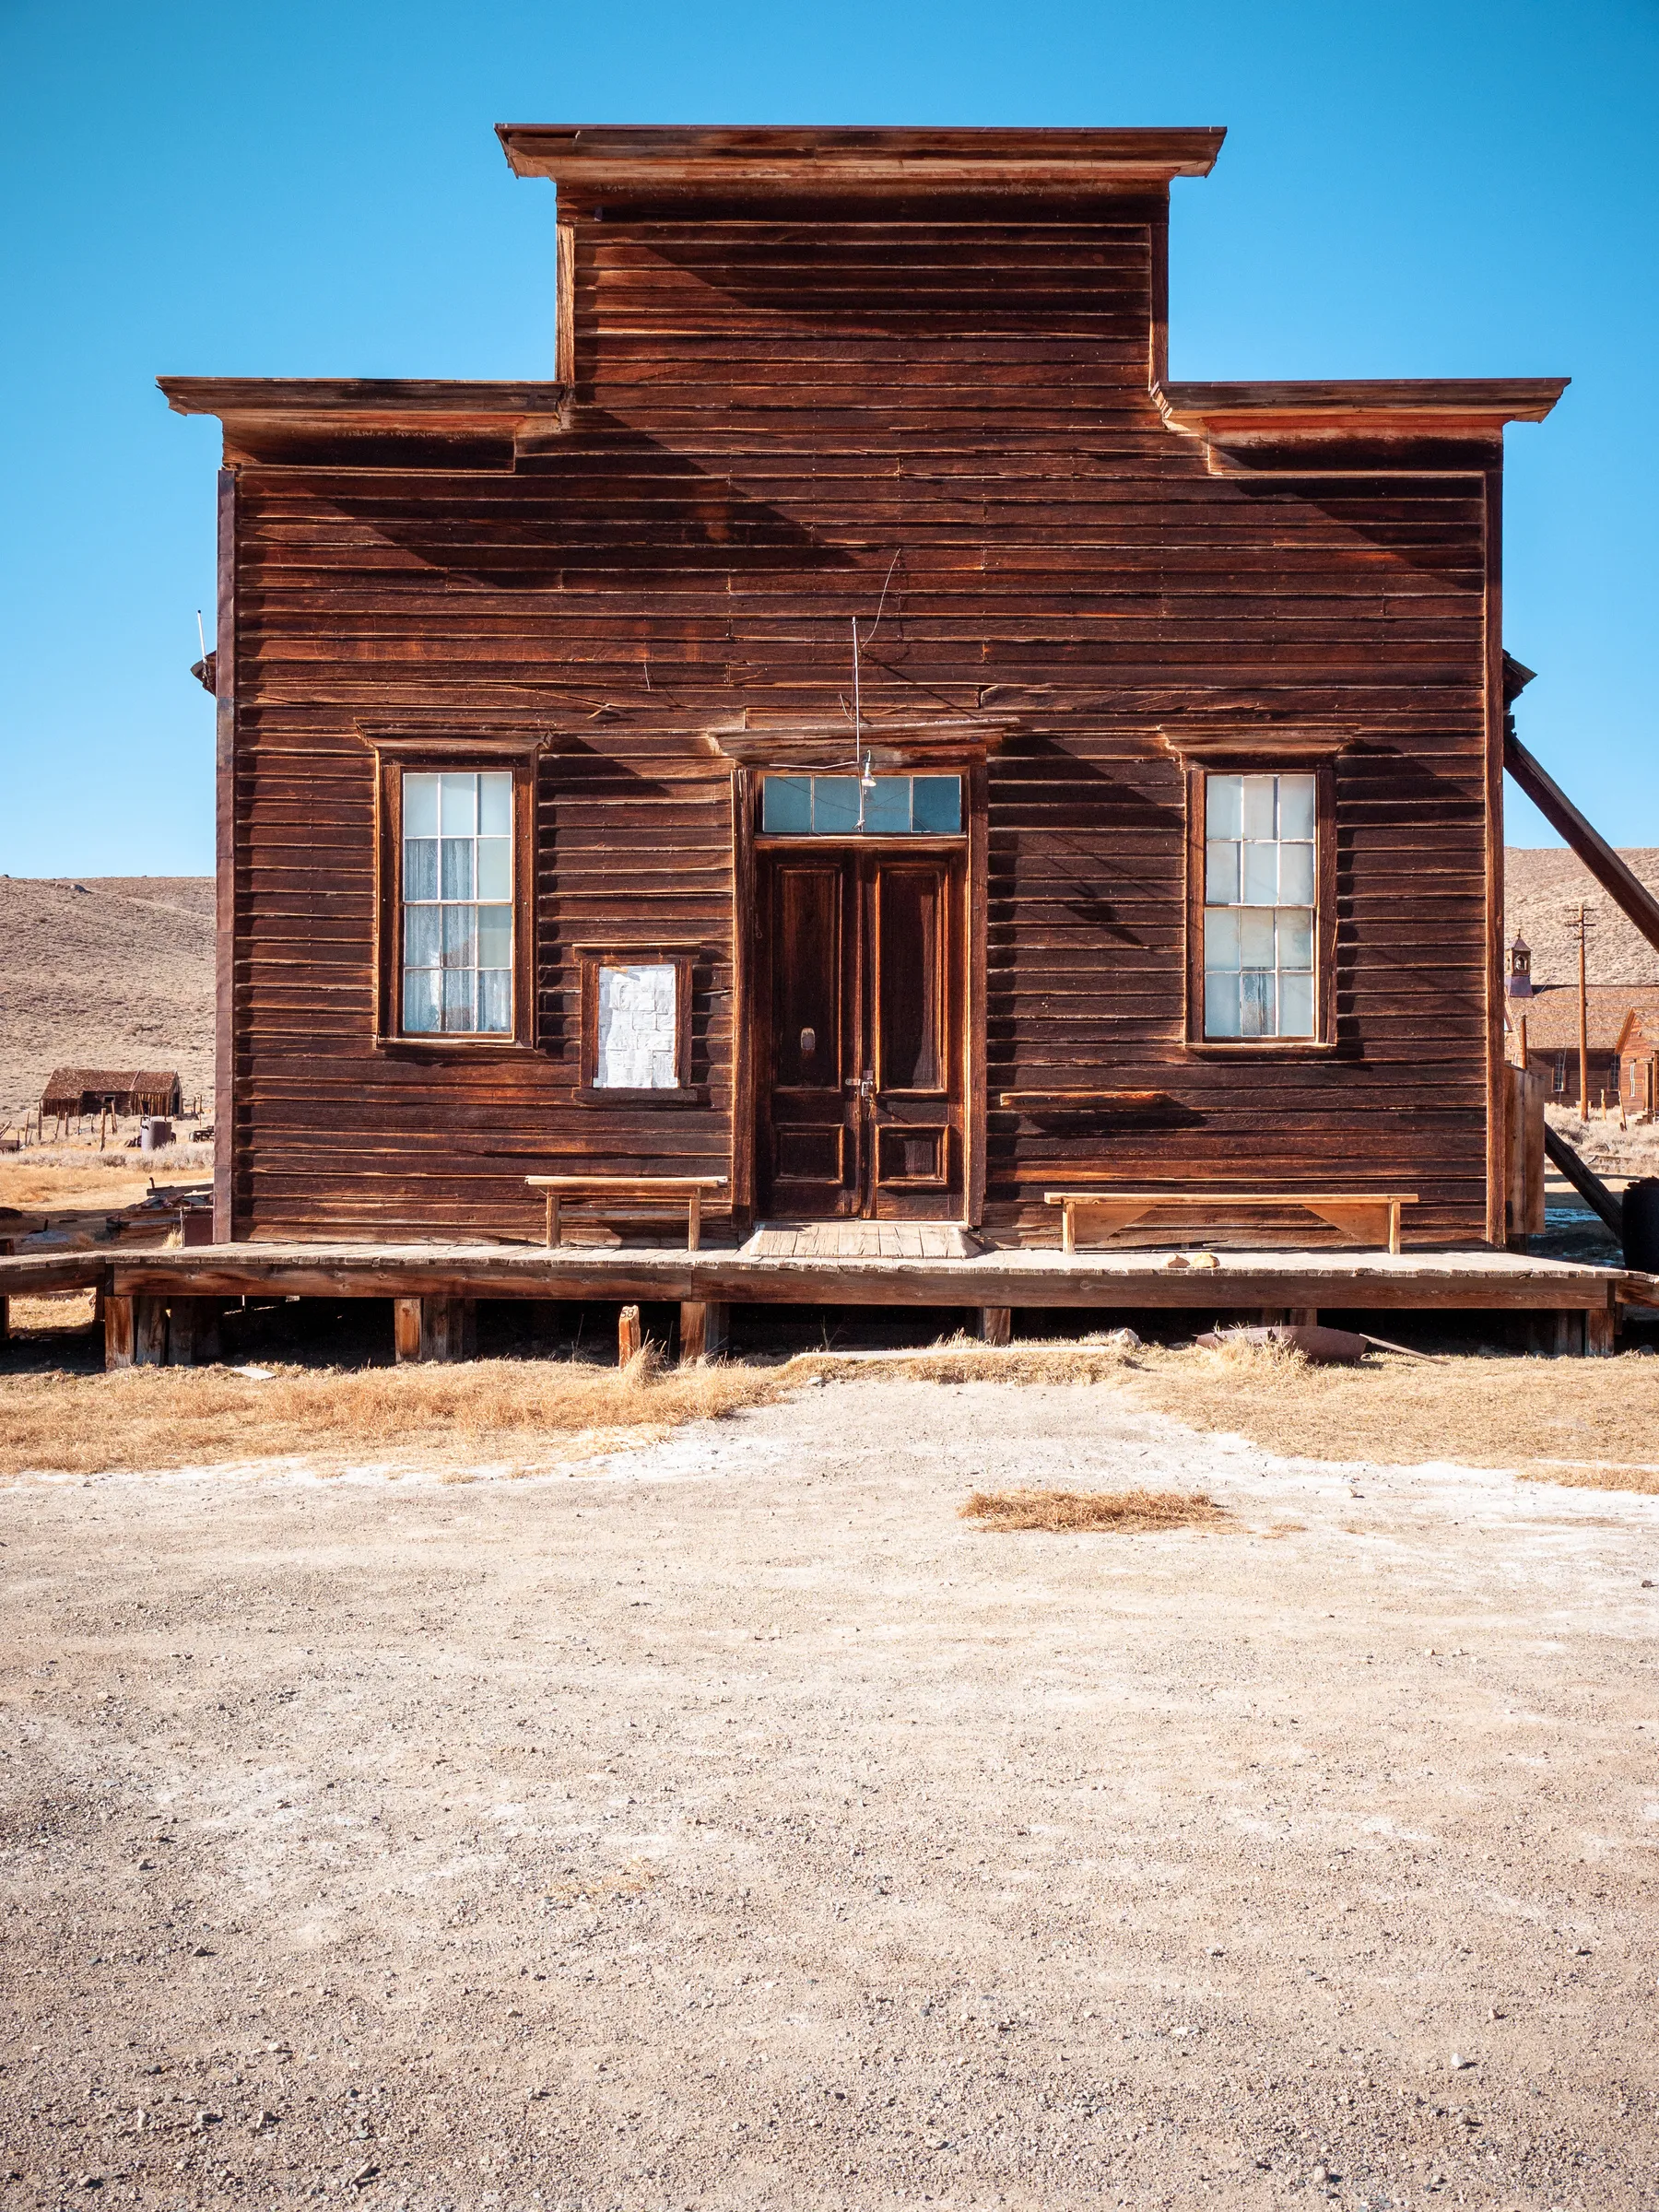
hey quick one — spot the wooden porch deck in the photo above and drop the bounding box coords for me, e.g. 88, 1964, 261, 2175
84, 1241, 1635, 1314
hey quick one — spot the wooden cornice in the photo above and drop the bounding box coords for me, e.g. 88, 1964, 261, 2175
704, 712, 1014, 770
498, 124, 1225, 194
158, 378, 569, 461
1157, 724, 1355, 763
1159, 378, 1569, 454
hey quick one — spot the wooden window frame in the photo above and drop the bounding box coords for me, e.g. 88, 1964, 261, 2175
1182, 759, 1338, 1054
368, 734, 540, 1054
574, 946, 706, 1107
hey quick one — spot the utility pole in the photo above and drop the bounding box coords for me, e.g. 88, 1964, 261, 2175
1571, 902, 1592, 1119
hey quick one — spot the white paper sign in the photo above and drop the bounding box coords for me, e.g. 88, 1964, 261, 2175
595, 963, 679, 1088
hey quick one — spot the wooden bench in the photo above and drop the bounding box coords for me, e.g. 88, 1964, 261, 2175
525, 1175, 728, 1251
1043, 1189, 1418, 1256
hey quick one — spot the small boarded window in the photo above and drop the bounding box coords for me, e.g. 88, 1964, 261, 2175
401, 771, 513, 1034
762, 773, 961, 836
1202, 773, 1316, 1040
579, 953, 695, 1097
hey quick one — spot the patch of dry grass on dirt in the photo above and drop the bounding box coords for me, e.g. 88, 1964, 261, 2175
1128, 1336, 1659, 1490
0, 1152, 209, 1215
0, 1351, 785, 1479
5, 1290, 98, 1331
1518, 1462, 1659, 1498
960, 1487, 1231, 1534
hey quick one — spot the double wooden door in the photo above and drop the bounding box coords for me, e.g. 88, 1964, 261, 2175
758, 849, 964, 1219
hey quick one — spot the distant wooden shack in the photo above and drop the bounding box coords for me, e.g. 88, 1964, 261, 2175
41, 1068, 182, 1120
1616, 1010, 1659, 1119
1503, 990, 1659, 1104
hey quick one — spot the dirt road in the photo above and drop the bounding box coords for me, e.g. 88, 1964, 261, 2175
3, 1376, 1655, 2208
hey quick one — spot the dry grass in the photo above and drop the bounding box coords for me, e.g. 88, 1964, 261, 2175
0, 1350, 785, 1479
1130, 1335, 1659, 1483
0, 1152, 209, 1215
960, 1486, 1231, 1534
6, 1290, 99, 1332
1519, 1463, 1659, 1498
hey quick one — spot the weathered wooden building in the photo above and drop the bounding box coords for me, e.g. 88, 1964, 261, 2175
163, 124, 1571, 1254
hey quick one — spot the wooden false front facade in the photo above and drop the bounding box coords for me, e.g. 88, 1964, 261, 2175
160, 126, 1567, 1253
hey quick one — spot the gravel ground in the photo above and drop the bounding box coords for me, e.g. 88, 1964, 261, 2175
3, 1376, 1657, 2210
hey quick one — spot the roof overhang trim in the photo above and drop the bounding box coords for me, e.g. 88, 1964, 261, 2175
1159, 378, 1569, 453
158, 378, 568, 451
497, 124, 1224, 194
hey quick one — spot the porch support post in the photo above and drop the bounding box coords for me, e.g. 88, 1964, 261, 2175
133, 1297, 169, 1367
679, 1300, 729, 1364
394, 1295, 476, 1363
104, 1294, 135, 1371
979, 1306, 1012, 1347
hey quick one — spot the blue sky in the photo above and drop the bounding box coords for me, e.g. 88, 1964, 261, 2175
1, 0, 1653, 875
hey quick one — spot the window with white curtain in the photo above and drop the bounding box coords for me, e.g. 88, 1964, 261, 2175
400, 771, 513, 1034
1202, 772, 1316, 1039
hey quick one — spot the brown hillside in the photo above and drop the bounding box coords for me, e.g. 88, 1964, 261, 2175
0, 876, 214, 1128
1503, 847, 1659, 989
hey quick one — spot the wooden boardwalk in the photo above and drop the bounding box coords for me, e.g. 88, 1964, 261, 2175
3, 1240, 1649, 1366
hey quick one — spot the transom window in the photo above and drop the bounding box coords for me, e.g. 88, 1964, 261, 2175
762, 773, 961, 836
1203, 772, 1316, 1039
401, 771, 512, 1034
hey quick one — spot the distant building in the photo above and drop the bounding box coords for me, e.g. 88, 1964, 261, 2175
41, 1068, 182, 1121
1503, 989, 1659, 1104
1616, 1009, 1659, 1119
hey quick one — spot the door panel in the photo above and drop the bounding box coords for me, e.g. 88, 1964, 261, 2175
758, 848, 964, 1220
876, 865, 943, 1091
762, 861, 858, 1218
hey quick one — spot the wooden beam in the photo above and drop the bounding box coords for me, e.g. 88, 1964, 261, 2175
678, 1300, 729, 1364
1505, 732, 1659, 959
980, 1306, 1012, 1347
1543, 1124, 1623, 1238
107, 1247, 1625, 1313
104, 1294, 135, 1371
618, 1305, 642, 1363
394, 1295, 475, 1363
134, 1297, 169, 1368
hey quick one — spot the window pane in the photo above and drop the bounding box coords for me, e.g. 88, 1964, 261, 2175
1206, 775, 1242, 839
1277, 907, 1313, 970
477, 772, 512, 836
1241, 970, 1275, 1038
1279, 970, 1315, 1037
1278, 841, 1314, 906
763, 775, 812, 832
1242, 842, 1278, 904
403, 968, 441, 1032
861, 777, 911, 835
1206, 840, 1240, 904
1205, 971, 1241, 1038
441, 904, 477, 969
403, 773, 440, 838
812, 778, 861, 834
476, 837, 511, 900
477, 970, 512, 1033
403, 838, 439, 903
404, 903, 441, 970
441, 968, 475, 1032
1277, 775, 1316, 841
1241, 776, 1277, 841
912, 776, 962, 833
1205, 906, 1241, 971
439, 773, 477, 835
1239, 908, 1276, 968
441, 839, 475, 900
477, 903, 512, 969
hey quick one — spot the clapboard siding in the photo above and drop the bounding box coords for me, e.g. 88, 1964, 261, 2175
214, 181, 1509, 1246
